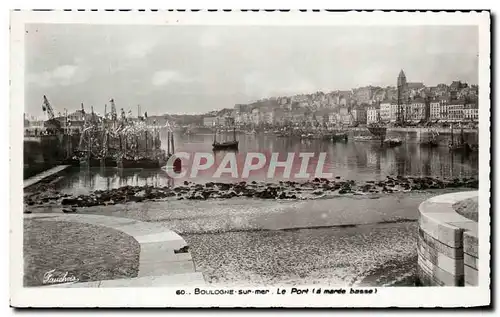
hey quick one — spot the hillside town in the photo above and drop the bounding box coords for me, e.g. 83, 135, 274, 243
203, 70, 479, 129
23, 70, 479, 135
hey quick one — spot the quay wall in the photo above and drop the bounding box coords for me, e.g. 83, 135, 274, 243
417, 191, 479, 286
347, 127, 478, 146
23, 134, 80, 179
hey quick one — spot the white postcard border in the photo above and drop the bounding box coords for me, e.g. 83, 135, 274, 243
9, 10, 491, 308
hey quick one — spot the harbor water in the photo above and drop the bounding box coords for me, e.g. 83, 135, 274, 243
54, 132, 478, 194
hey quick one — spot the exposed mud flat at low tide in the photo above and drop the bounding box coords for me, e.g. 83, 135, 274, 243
184, 222, 418, 286
27, 190, 467, 286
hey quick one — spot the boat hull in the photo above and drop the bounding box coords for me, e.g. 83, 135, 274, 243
117, 158, 160, 169
213, 141, 239, 151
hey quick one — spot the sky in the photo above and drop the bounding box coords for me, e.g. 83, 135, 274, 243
24, 24, 478, 117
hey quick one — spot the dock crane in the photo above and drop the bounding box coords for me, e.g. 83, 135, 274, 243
42, 95, 62, 130
42, 95, 56, 120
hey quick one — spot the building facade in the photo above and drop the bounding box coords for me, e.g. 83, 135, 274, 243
367, 106, 380, 124
351, 107, 367, 124
463, 103, 479, 121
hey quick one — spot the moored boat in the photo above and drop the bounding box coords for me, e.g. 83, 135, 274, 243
353, 135, 380, 142
383, 138, 402, 147
213, 126, 239, 151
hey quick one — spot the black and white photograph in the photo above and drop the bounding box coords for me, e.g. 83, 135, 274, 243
9, 10, 490, 308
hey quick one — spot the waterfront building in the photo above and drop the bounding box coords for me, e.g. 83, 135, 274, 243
351, 107, 367, 124
367, 105, 380, 124
463, 103, 479, 121
407, 98, 426, 122
379, 102, 392, 122
447, 102, 464, 122
430, 100, 441, 120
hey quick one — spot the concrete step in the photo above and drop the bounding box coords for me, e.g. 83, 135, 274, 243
24, 165, 71, 189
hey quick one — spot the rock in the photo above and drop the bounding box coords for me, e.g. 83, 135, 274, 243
62, 208, 76, 213
312, 189, 324, 195
335, 176, 341, 179
183, 181, 190, 186
361, 184, 372, 192
205, 182, 214, 188
338, 188, 349, 194
313, 177, 320, 182
61, 198, 78, 206
134, 190, 146, 198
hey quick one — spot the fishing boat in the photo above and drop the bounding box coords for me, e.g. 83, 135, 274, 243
449, 124, 471, 152
332, 132, 348, 142
383, 138, 403, 147
353, 135, 380, 142
213, 126, 239, 151
420, 129, 439, 147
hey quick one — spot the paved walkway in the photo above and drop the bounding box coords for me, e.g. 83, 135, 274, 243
24, 165, 70, 189
26, 213, 205, 287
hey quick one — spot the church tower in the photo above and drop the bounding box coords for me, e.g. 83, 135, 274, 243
397, 69, 407, 89
397, 69, 408, 123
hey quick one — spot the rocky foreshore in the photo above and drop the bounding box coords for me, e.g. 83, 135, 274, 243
24, 176, 478, 210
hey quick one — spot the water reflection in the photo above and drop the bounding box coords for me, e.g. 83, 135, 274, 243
57, 132, 479, 194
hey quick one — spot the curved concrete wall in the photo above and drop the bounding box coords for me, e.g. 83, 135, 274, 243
26, 213, 205, 287
417, 191, 478, 286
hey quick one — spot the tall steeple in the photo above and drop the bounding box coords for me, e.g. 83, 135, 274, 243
397, 69, 407, 88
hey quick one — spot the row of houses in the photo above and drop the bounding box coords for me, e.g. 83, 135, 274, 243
204, 98, 479, 128
366, 99, 479, 124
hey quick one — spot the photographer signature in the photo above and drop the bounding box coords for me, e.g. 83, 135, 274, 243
42, 269, 79, 284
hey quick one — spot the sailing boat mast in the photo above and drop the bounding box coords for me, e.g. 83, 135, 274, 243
451, 124, 454, 146
213, 123, 217, 144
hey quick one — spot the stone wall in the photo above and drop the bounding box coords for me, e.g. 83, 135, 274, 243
349, 127, 478, 145
23, 134, 80, 179
417, 191, 478, 286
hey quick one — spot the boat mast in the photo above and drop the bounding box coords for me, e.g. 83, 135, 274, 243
213, 122, 217, 144
170, 131, 175, 154
451, 124, 454, 146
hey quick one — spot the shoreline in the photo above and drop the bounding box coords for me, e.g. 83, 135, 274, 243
24, 175, 478, 210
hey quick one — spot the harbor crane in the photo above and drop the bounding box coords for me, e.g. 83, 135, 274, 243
42, 95, 55, 120
42, 95, 62, 130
